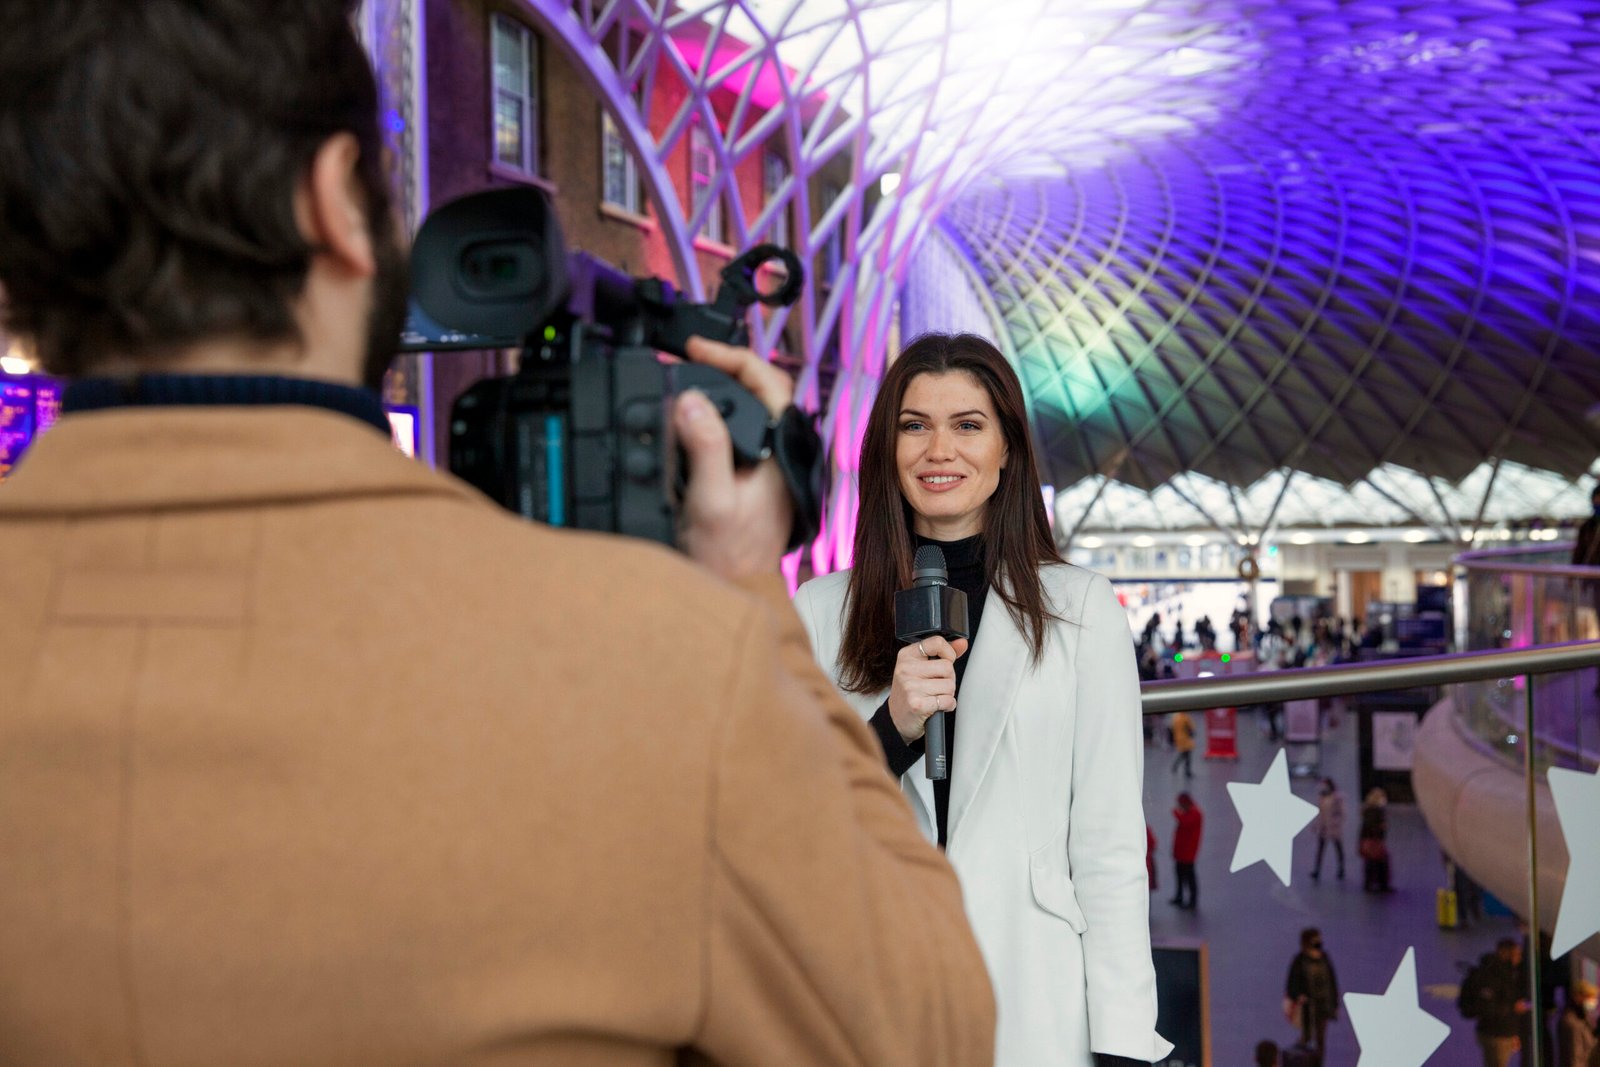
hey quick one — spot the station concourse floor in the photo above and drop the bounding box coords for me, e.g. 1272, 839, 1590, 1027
1141, 702, 1525, 1066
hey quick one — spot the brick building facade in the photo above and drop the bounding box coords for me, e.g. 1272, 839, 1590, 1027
416, 0, 856, 465
1, 2, 860, 482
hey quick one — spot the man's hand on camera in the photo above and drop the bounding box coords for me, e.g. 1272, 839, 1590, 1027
674, 336, 794, 582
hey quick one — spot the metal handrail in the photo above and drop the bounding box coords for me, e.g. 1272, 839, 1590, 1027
1139, 640, 1600, 715
1456, 543, 1575, 563
1461, 560, 1600, 579
1456, 542, 1600, 578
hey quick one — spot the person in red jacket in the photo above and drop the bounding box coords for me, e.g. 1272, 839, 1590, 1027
1147, 824, 1159, 892
1169, 793, 1204, 910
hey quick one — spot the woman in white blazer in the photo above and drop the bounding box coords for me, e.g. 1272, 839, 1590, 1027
793, 334, 1172, 1067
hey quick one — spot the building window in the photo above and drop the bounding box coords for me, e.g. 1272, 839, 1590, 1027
763, 151, 790, 248
822, 182, 844, 284
690, 122, 724, 244
601, 110, 642, 214
491, 14, 538, 176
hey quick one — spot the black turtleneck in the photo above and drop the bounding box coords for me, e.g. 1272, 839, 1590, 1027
868, 532, 989, 848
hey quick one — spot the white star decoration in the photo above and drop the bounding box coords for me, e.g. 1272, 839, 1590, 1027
1345, 948, 1450, 1067
1226, 749, 1318, 885
1549, 765, 1600, 957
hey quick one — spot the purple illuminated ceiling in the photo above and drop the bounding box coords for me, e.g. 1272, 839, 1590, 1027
941, 3, 1600, 515
434, 1, 1600, 556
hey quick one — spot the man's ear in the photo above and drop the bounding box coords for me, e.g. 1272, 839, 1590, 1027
294, 132, 375, 279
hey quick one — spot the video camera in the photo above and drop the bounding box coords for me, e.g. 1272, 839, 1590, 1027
399, 186, 823, 549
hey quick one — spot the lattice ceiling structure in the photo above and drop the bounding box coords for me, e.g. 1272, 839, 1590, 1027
508, 0, 1600, 567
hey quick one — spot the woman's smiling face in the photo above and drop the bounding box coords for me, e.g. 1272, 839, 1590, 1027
896, 370, 1008, 541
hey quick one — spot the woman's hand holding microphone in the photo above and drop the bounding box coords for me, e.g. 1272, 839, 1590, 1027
886, 636, 971, 744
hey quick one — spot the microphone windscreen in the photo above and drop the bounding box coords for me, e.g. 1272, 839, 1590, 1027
913, 544, 947, 578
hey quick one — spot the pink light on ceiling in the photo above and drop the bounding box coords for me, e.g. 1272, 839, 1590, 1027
672, 37, 821, 112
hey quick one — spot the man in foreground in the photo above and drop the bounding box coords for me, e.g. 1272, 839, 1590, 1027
0, 3, 994, 1064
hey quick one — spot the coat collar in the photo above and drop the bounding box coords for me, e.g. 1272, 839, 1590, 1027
0, 407, 478, 516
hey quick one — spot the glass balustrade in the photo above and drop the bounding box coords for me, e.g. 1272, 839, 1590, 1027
1457, 545, 1600, 776
1137, 562, 1600, 1067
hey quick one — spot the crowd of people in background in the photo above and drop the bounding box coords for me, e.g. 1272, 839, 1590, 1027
1460, 939, 1534, 1067
1168, 793, 1203, 911
1249, 931, 1600, 1067
1456, 928, 1600, 1067
1169, 709, 1197, 778
1558, 980, 1599, 1067
1283, 927, 1341, 1067
1130, 593, 1600, 1067
1310, 778, 1346, 882
1358, 788, 1394, 894
1134, 600, 1388, 686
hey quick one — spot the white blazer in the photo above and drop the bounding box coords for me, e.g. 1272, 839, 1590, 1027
794, 563, 1173, 1066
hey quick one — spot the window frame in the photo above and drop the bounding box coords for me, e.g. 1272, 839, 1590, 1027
822, 181, 845, 285
601, 109, 643, 215
689, 121, 725, 246
490, 13, 540, 178
763, 150, 790, 248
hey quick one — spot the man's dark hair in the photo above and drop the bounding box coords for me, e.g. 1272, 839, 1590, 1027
1254, 1039, 1280, 1066
1496, 938, 1520, 955
0, 0, 393, 377
1300, 927, 1322, 949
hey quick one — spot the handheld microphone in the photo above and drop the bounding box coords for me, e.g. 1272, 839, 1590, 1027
894, 545, 970, 780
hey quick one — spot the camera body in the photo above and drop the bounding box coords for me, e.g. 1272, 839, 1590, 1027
401, 187, 818, 546
447, 325, 773, 542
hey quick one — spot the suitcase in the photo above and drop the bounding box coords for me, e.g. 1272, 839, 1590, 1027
1437, 887, 1459, 929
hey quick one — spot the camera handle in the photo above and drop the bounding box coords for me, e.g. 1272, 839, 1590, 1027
668, 362, 825, 554
716, 245, 804, 312
639, 245, 804, 356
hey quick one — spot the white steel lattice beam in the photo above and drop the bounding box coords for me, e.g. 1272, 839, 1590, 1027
506, 0, 1258, 570
484, 1, 1600, 555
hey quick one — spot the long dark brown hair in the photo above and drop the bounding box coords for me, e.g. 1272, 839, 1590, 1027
838, 333, 1060, 694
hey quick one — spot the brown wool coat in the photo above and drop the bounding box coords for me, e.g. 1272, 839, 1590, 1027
0, 406, 995, 1067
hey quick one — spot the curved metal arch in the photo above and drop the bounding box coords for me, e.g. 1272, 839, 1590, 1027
514, 1, 703, 298
942, 3, 1600, 532
445, 1, 1600, 559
